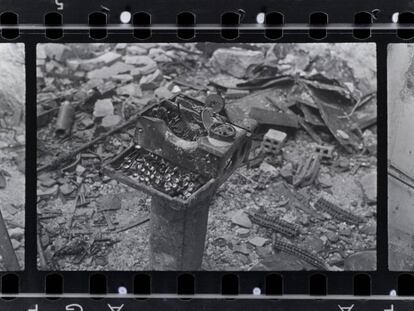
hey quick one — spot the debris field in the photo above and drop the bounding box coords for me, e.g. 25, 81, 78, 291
37, 43, 377, 271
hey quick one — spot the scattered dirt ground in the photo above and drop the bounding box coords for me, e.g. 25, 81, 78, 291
37, 43, 377, 271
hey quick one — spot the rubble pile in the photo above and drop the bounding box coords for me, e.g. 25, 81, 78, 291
37, 43, 377, 271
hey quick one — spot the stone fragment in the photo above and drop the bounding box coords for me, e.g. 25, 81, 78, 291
11, 239, 20, 250
125, 55, 154, 66
337, 157, 350, 170
360, 172, 377, 204
171, 85, 181, 93
213, 237, 228, 248
40, 176, 57, 188
60, 183, 75, 196
326, 231, 339, 243
341, 228, 351, 236
280, 162, 293, 181
231, 211, 252, 228
41, 233, 50, 247
75, 165, 86, 176
80, 117, 95, 129
8, 227, 24, 240
102, 115, 122, 129
95, 256, 108, 266
95, 81, 117, 97
115, 43, 127, 51
96, 52, 122, 65
148, 48, 172, 62
248, 237, 268, 247
154, 86, 173, 99
139, 69, 163, 91
363, 130, 377, 155
256, 245, 273, 258
113, 74, 133, 83
209, 48, 265, 78
126, 45, 148, 55
304, 236, 324, 253
127, 56, 157, 76
93, 99, 114, 118
236, 228, 250, 238
117, 83, 143, 97
259, 162, 279, 176
87, 62, 134, 80
38, 185, 59, 198
318, 173, 333, 188
328, 252, 343, 265
78, 52, 122, 71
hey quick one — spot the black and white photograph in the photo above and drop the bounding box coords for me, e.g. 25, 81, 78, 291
0, 43, 25, 271
388, 43, 414, 271
37, 43, 377, 271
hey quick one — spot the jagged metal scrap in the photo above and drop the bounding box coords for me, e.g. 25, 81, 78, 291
293, 153, 321, 188
302, 79, 363, 153
226, 73, 367, 153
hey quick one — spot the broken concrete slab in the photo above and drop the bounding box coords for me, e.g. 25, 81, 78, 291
209, 48, 265, 78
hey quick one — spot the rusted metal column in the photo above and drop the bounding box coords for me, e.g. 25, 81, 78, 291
0, 209, 20, 270
149, 182, 218, 270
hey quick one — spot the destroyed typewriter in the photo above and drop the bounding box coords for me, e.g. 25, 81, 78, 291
103, 93, 252, 203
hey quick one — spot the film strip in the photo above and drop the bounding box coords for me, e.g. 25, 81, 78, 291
0, 0, 414, 310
